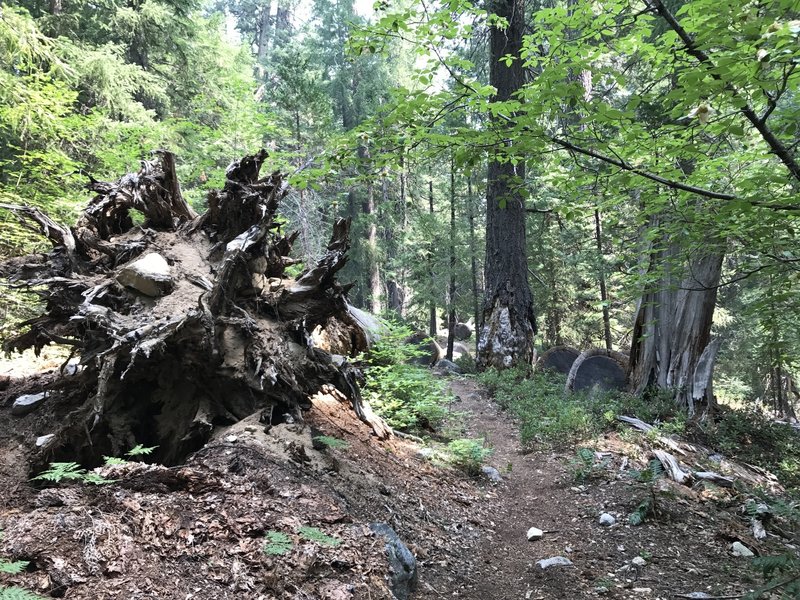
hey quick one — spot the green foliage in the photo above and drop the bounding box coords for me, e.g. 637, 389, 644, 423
742, 497, 800, 598
0, 586, 44, 600
362, 321, 450, 432
629, 459, 665, 485
446, 438, 492, 476
32, 462, 113, 485
628, 497, 655, 527
0, 561, 27, 576
0, 558, 41, 600
313, 435, 349, 450
298, 526, 340, 547
103, 443, 158, 466
694, 406, 800, 487
568, 447, 609, 483
262, 531, 292, 556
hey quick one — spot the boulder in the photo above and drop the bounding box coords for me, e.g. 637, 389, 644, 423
433, 359, 461, 376
370, 523, 418, 600
11, 392, 48, 416
454, 322, 472, 340
404, 332, 442, 367
116, 252, 174, 297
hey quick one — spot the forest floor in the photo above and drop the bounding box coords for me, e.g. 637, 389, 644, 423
0, 354, 792, 599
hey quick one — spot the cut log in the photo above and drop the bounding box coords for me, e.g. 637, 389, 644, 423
536, 345, 579, 375
566, 348, 629, 393
1, 150, 390, 469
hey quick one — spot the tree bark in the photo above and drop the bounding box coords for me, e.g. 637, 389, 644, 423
428, 180, 437, 338
446, 157, 457, 361
594, 209, 612, 351
628, 233, 723, 416
467, 174, 481, 357
477, 0, 536, 371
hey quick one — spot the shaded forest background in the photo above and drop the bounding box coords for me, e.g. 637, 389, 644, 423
1, 0, 799, 417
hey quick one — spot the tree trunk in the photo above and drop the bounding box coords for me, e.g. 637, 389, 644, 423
365, 184, 381, 315
255, 1, 273, 79
628, 236, 723, 416
2, 150, 389, 469
49, 0, 62, 14
468, 174, 481, 357
428, 180, 437, 338
477, 0, 536, 371
594, 208, 612, 351
446, 157, 457, 361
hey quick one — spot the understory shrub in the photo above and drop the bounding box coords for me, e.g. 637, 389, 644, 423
446, 438, 492, 475
478, 367, 689, 448
361, 320, 450, 432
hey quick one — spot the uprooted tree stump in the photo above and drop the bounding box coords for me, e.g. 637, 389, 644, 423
1, 149, 389, 468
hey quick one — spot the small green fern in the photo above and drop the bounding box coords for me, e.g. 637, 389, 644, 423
628, 497, 654, 526
298, 526, 340, 547
32, 463, 113, 485
0, 585, 44, 600
262, 531, 292, 556
0, 560, 28, 575
313, 436, 349, 450
127, 444, 157, 457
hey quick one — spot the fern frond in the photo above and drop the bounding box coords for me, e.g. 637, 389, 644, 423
0, 585, 45, 600
0, 560, 28, 575
298, 526, 340, 547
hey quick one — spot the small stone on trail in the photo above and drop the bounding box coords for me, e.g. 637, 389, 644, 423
599, 513, 616, 526
632, 588, 652, 594
224, 435, 238, 443
536, 556, 573, 569
12, 392, 48, 416
731, 541, 754, 557
482, 466, 502, 483
631, 556, 646, 567
526, 527, 543, 541
595, 586, 610, 595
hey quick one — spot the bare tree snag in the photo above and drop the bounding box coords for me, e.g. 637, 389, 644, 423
2, 150, 389, 469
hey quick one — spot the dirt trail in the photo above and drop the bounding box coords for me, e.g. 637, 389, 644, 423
419, 377, 759, 600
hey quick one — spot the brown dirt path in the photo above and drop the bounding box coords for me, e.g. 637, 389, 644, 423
416, 376, 762, 600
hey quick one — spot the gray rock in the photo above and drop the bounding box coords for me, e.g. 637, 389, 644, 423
731, 541, 754, 557
370, 523, 418, 600
117, 252, 174, 297
454, 323, 472, 340
482, 466, 502, 483
35, 434, 55, 448
404, 332, 442, 367
631, 556, 647, 567
12, 392, 48, 416
526, 527, 543, 541
536, 556, 573, 569
599, 513, 616, 526
433, 359, 461, 375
